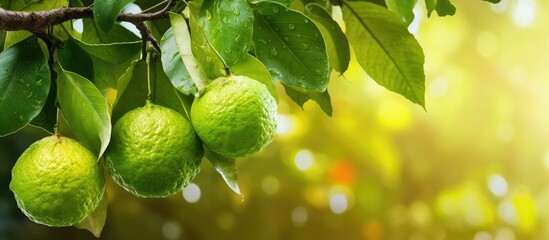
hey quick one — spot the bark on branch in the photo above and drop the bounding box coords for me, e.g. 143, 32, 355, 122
0, 0, 176, 33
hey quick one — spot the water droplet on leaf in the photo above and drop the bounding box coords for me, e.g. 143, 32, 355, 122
270, 48, 278, 56
304, 19, 309, 23
206, 10, 213, 20
273, 7, 280, 13
289, 24, 295, 30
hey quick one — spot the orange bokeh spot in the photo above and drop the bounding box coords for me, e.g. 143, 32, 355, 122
363, 220, 384, 240
329, 160, 356, 186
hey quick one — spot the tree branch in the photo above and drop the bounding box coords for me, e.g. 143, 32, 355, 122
0, 0, 177, 33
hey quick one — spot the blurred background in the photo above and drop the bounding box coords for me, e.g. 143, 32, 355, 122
1, 0, 548, 239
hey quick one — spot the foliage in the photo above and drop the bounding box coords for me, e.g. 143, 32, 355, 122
0, 0, 500, 236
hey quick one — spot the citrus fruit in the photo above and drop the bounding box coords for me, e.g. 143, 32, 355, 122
9, 135, 105, 227
191, 75, 277, 158
104, 102, 203, 198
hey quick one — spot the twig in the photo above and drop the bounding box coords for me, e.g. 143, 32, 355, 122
0, 0, 177, 32
134, 21, 160, 57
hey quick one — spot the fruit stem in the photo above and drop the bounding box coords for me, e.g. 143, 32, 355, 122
54, 108, 61, 140
146, 50, 156, 102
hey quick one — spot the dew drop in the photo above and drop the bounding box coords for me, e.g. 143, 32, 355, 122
235, 34, 241, 41
273, 7, 280, 13
18, 115, 23, 122
18, 79, 24, 84
36, 79, 43, 86
233, 8, 240, 16
284, 37, 289, 41
302, 44, 309, 50
258, 39, 267, 45
304, 19, 310, 23
206, 10, 213, 20
270, 48, 278, 56
289, 24, 295, 30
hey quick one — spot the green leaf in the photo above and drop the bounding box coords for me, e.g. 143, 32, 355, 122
74, 39, 142, 65
29, 83, 57, 133
199, 0, 254, 66
58, 38, 95, 81
74, 190, 108, 238
283, 84, 332, 116
57, 69, 111, 158
83, 19, 140, 44
188, 0, 227, 80
0, 36, 50, 136
0, 0, 36, 10
230, 54, 278, 102
424, 0, 456, 17
305, 3, 350, 73
342, 1, 425, 107
252, 1, 330, 92
93, 0, 135, 32
71, 38, 141, 90
3, 31, 32, 50
385, 0, 418, 25
160, 28, 198, 96
250, 0, 291, 6
112, 59, 189, 123
0, 31, 5, 49
482, 0, 500, 3
168, 13, 209, 94
205, 148, 242, 197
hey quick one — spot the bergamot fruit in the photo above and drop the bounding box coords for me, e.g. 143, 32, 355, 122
10, 135, 105, 227
104, 102, 203, 198
191, 75, 277, 158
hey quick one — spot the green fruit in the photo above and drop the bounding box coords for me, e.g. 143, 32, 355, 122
104, 102, 203, 198
10, 136, 105, 227
191, 75, 277, 158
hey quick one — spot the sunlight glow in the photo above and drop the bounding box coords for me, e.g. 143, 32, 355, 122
276, 114, 292, 135
295, 150, 314, 171
428, 77, 449, 98
72, 19, 83, 33
498, 201, 517, 224
121, 3, 142, 37
408, 5, 423, 36
182, 183, 201, 203
291, 207, 308, 226
474, 231, 493, 240
488, 174, 508, 197
261, 175, 280, 195
329, 193, 348, 214
512, 0, 536, 27
161, 221, 182, 240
